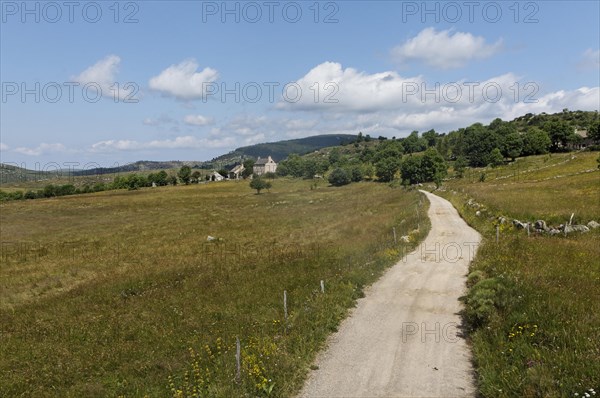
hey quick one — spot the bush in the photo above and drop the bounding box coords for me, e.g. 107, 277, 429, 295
249, 177, 272, 194
463, 276, 514, 328
328, 168, 351, 186
349, 165, 363, 182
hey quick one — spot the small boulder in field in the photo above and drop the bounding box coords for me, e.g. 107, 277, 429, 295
564, 225, 590, 234
534, 220, 549, 231
513, 220, 528, 229
587, 220, 600, 229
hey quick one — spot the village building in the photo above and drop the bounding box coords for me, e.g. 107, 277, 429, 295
209, 171, 224, 182
253, 156, 277, 176
228, 164, 245, 180
570, 129, 594, 150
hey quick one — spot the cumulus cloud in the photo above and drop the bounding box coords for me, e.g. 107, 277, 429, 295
90, 136, 235, 152
149, 59, 219, 100
275, 61, 599, 136
391, 28, 503, 69
13, 143, 69, 156
276, 61, 426, 113
72, 55, 135, 100
184, 114, 215, 126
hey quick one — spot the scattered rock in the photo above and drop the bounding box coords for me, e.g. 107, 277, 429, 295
207, 235, 216, 241
564, 225, 590, 234
534, 220, 549, 232
400, 236, 410, 243
548, 228, 561, 235
587, 220, 600, 229
498, 216, 507, 225
475, 211, 481, 217
513, 220, 528, 229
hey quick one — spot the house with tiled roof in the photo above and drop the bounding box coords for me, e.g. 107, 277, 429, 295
253, 156, 277, 176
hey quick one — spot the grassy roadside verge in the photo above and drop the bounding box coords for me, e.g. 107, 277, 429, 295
1, 179, 429, 397
434, 154, 599, 397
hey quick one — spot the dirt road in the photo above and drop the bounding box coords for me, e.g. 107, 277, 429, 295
298, 190, 481, 398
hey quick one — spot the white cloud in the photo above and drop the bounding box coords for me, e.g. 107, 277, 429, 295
143, 115, 178, 126
275, 61, 599, 137
90, 136, 235, 152
184, 114, 215, 126
72, 55, 135, 100
391, 28, 502, 69
13, 143, 69, 156
277, 61, 426, 113
0, 143, 8, 151
149, 59, 219, 100
578, 48, 600, 70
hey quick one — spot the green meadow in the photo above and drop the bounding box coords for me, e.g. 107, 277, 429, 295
1, 178, 428, 397
439, 151, 600, 397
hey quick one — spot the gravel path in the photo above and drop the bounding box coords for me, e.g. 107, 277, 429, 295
297, 190, 481, 398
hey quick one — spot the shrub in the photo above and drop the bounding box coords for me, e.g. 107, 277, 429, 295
249, 177, 272, 194
328, 168, 351, 186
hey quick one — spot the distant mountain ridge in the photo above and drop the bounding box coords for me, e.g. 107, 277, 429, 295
0, 135, 358, 180
211, 134, 357, 164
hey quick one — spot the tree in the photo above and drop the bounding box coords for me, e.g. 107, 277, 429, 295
249, 177, 271, 194
178, 165, 192, 185
328, 148, 341, 165
156, 170, 168, 186
421, 129, 438, 147
242, 159, 255, 178
328, 168, 351, 186
400, 156, 422, 185
168, 175, 178, 186
403, 131, 427, 154
420, 148, 448, 183
544, 120, 574, 151
375, 157, 400, 182
522, 127, 551, 156
454, 156, 468, 178
278, 154, 304, 177
489, 148, 504, 168
463, 123, 501, 166
303, 158, 319, 179
588, 120, 600, 143
191, 170, 201, 183
502, 132, 523, 161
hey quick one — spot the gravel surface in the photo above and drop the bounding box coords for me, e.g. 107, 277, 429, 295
298, 190, 481, 398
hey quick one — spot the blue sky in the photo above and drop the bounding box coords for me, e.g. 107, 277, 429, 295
1, 0, 599, 167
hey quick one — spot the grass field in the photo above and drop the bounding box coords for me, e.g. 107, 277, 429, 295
438, 151, 600, 397
0, 178, 428, 397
